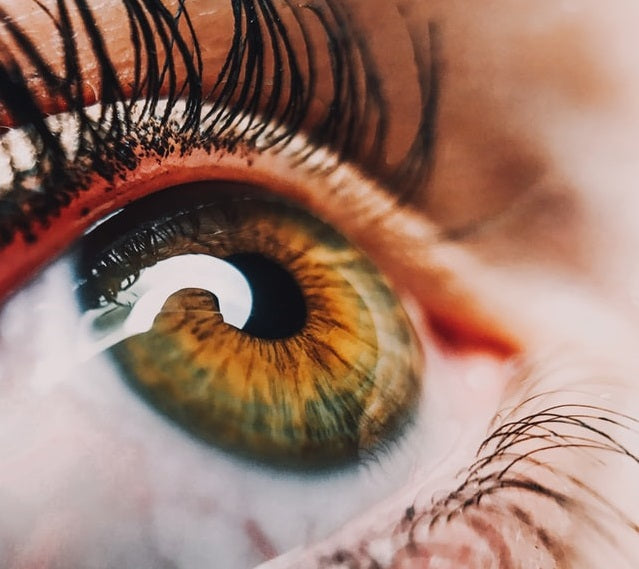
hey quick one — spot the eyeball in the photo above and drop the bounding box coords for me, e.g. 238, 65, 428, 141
75, 182, 423, 469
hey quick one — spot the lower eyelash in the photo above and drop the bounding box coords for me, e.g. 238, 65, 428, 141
311, 374, 639, 569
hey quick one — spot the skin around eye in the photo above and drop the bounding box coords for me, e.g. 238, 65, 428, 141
8, 1, 639, 568
76, 186, 422, 468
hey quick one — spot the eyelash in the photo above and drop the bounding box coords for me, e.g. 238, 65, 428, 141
0, 0, 439, 249
311, 393, 639, 568
4, 4, 639, 567
0, 0, 439, 476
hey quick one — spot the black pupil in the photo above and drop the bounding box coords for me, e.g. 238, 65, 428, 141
225, 253, 307, 339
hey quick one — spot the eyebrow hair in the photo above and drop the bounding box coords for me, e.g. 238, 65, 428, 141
0, 0, 439, 247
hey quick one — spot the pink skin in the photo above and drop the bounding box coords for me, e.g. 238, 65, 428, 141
3, 1, 639, 568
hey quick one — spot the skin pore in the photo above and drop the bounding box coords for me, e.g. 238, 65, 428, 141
2, 0, 639, 567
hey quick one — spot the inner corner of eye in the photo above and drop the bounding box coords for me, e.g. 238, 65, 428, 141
71, 181, 424, 470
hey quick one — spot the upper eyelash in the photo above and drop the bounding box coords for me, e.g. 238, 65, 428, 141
0, 0, 440, 247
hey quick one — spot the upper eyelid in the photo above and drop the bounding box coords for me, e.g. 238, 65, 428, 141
0, 0, 439, 243
0, 2, 525, 360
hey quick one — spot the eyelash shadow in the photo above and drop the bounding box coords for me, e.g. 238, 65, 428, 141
0, 0, 440, 246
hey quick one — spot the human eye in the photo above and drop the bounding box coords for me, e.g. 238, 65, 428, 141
3, 1, 639, 569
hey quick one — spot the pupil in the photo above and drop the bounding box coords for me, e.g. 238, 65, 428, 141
225, 252, 307, 339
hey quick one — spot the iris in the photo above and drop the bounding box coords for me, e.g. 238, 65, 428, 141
75, 183, 422, 468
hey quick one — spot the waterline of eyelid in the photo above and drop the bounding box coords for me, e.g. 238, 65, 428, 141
0, 97, 443, 305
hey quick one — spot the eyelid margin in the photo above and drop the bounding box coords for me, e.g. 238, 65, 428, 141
0, 111, 519, 365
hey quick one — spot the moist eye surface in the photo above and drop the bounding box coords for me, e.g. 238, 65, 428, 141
74, 182, 423, 469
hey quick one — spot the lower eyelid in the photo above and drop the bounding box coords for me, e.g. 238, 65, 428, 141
243, 344, 515, 567
264, 372, 639, 569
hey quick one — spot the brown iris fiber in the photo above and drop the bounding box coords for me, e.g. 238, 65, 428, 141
97, 196, 421, 467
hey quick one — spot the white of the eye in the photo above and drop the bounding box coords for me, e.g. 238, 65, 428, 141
76, 254, 252, 361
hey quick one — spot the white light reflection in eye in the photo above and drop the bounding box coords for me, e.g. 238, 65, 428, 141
76, 254, 253, 361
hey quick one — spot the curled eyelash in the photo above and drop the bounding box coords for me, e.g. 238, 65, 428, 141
0, 0, 439, 247
317, 390, 639, 569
